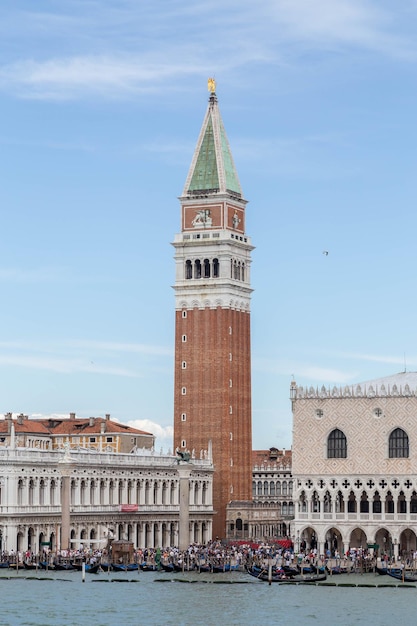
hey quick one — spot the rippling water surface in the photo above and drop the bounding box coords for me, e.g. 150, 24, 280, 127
1, 569, 416, 626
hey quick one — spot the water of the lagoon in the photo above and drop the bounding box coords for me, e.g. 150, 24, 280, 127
1, 569, 416, 626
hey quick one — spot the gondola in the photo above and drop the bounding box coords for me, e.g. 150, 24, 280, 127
211, 563, 240, 573
53, 561, 76, 571
72, 562, 101, 573
386, 569, 417, 583
112, 563, 139, 572
160, 562, 175, 572
247, 566, 327, 583
375, 566, 403, 577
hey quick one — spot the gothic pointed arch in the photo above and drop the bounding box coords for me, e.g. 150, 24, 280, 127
327, 428, 347, 458
389, 428, 409, 458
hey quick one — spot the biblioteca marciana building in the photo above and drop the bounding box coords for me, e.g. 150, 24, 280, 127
0, 414, 214, 553
292, 372, 417, 559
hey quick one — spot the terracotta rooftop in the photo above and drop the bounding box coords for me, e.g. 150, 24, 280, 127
252, 447, 292, 467
38, 417, 153, 437
0, 415, 153, 437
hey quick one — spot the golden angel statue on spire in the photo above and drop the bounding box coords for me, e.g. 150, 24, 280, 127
208, 77, 216, 93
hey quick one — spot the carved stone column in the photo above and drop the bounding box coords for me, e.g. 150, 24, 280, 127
177, 464, 191, 551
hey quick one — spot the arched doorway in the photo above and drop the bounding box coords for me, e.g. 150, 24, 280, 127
375, 528, 392, 557
349, 527, 367, 549
300, 526, 318, 552
325, 527, 343, 556
399, 528, 417, 559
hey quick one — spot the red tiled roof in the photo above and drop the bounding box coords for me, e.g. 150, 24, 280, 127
0, 417, 153, 437
252, 448, 292, 467
38, 418, 153, 437
0, 420, 51, 435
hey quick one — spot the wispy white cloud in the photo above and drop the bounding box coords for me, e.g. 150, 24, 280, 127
0, 1, 414, 100
253, 356, 357, 384
127, 419, 173, 452
325, 350, 417, 367
0, 338, 172, 376
0, 353, 139, 377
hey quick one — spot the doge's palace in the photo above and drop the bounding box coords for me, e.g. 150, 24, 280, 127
292, 372, 417, 559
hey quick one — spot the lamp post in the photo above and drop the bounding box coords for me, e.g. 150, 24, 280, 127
297, 530, 300, 554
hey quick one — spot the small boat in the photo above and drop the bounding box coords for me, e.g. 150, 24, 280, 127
0, 562, 9, 569
39, 561, 55, 570
112, 563, 139, 572
23, 562, 38, 570
247, 566, 327, 583
160, 562, 175, 572
375, 566, 403, 576
72, 562, 101, 573
54, 562, 76, 571
211, 563, 240, 573
386, 569, 417, 582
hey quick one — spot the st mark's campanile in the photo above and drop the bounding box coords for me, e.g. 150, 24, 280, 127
173, 80, 253, 539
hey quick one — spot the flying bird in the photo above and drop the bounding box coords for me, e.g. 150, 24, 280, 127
322, 251, 329, 256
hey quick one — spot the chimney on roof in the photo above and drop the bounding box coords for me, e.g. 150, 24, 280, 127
105, 413, 110, 421
89, 417, 95, 427
100, 421, 106, 434
17, 414, 24, 425
69, 412, 76, 420
5, 412, 12, 421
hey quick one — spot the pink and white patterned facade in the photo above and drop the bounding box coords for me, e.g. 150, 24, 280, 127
292, 372, 417, 558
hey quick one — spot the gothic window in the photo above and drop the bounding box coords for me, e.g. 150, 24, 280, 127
270, 482, 275, 496
327, 429, 347, 458
257, 481, 262, 496
389, 428, 409, 458
241, 263, 245, 281
398, 491, 407, 514
336, 490, 344, 513
194, 259, 201, 279
276, 481, 281, 496
373, 491, 381, 513
263, 481, 268, 496
411, 491, 417, 513
312, 491, 320, 513
252, 481, 256, 497
324, 491, 332, 513
282, 481, 288, 496
385, 490, 394, 514
360, 491, 369, 513
213, 258, 219, 278
347, 491, 356, 513
204, 259, 210, 278
185, 260, 192, 279
299, 490, 306, 512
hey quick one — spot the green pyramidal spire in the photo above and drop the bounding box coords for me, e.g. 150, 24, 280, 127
183, 89, 243, 198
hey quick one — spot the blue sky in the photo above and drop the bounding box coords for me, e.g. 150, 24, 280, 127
1, 0, 417, 451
